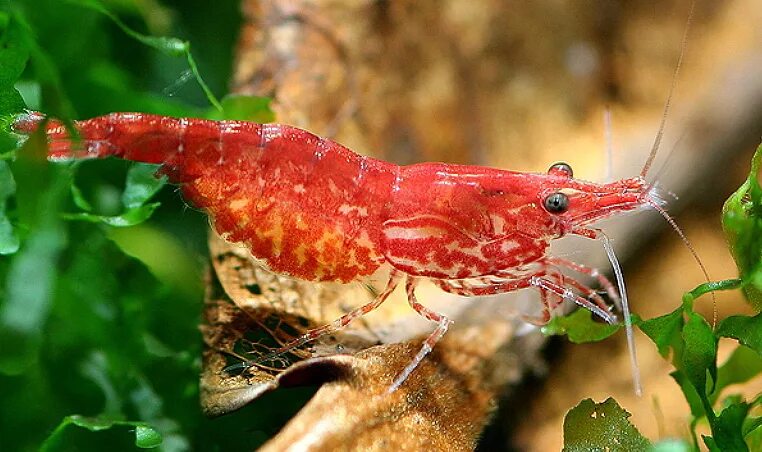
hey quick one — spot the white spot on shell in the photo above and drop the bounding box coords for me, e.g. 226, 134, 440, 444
262, 124, 282, 142
229, 198, 250, 211
500, 241, 519, 253
338, 204, 368, 216
490, 214, 506, 235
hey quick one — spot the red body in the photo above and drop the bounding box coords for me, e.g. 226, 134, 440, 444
13, 112, 651, 284
13, 111, 662, 391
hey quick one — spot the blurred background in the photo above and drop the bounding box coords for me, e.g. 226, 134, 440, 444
1, 0, 761, 450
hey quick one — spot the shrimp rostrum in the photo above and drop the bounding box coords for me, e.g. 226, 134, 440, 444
13, 111, 662, 391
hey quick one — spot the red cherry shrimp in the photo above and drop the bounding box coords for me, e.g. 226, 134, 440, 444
9, 5, 711, 396
11, 109, 669, 393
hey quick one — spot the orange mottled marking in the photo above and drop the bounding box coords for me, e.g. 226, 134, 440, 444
180, 124, 396, 282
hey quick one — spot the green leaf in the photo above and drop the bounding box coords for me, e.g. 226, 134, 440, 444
70, 181, 94, 212
107, 224, 203, 299
681, 311, 717, 395
745, 414, 762, 437
20, 36, 77, 119
65, 162, 165, 227
100, 203, 159, 226
721, 394, 744, 410
650, 439, 691, 452
748, 423, 762, 452
63, 202, 161, 227
0, 214, 17, 253
542, 308, 623, 343
0, 12, 32, 148
0, 86, 25, 116
717, 313, 762, 354
670, 370, 706, 418
0, 11, 31, 89
562, 398, 651, 452
15, 80, 40, 110
0, 159, 14, 201
712, 346, 762, 403
722, 142, 762, 309
703, 436, 721, 452
80, 352, 123, 416
135, 425, 163, 448
67, 414, 120, 431
0, 129, 68, 375
682, 279, 743, 309
207, 94, 275, 122
638, 306, 684, 357
703, 402, 750, 452
121, 163, 165, 209
41, 415, 163, 451
0, 159, 18, 254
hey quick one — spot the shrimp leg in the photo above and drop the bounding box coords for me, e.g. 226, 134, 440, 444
436, 276, 552, 324
528, 277, 617, 323
548, 257, 621, 308
436, 273, 617, 324
388, 265, 620, 390
250, 271, 403, 367
389, 277, 452, 392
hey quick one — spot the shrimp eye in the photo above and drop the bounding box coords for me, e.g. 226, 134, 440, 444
548, 162, 573, 178
544, 192, 569, 213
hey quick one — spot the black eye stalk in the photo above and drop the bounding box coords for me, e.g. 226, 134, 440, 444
548, 162, 573, 178
544, 192, 569, 213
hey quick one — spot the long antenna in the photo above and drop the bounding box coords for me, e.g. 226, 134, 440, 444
601, 232, 642, 396
640, 1, 695, 178
604, 107, 614, 182
648, 199, 717, 325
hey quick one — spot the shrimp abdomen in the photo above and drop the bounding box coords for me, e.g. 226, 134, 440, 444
202, 124, 397, 282
15, 112, 397, 283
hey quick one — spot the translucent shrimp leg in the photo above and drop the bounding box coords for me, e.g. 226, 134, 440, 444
436, 273, 616, 324
548, 257, 621, 311
388, 277, 452, 393
249, 271, 403, 367
528, 277, 617, 324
